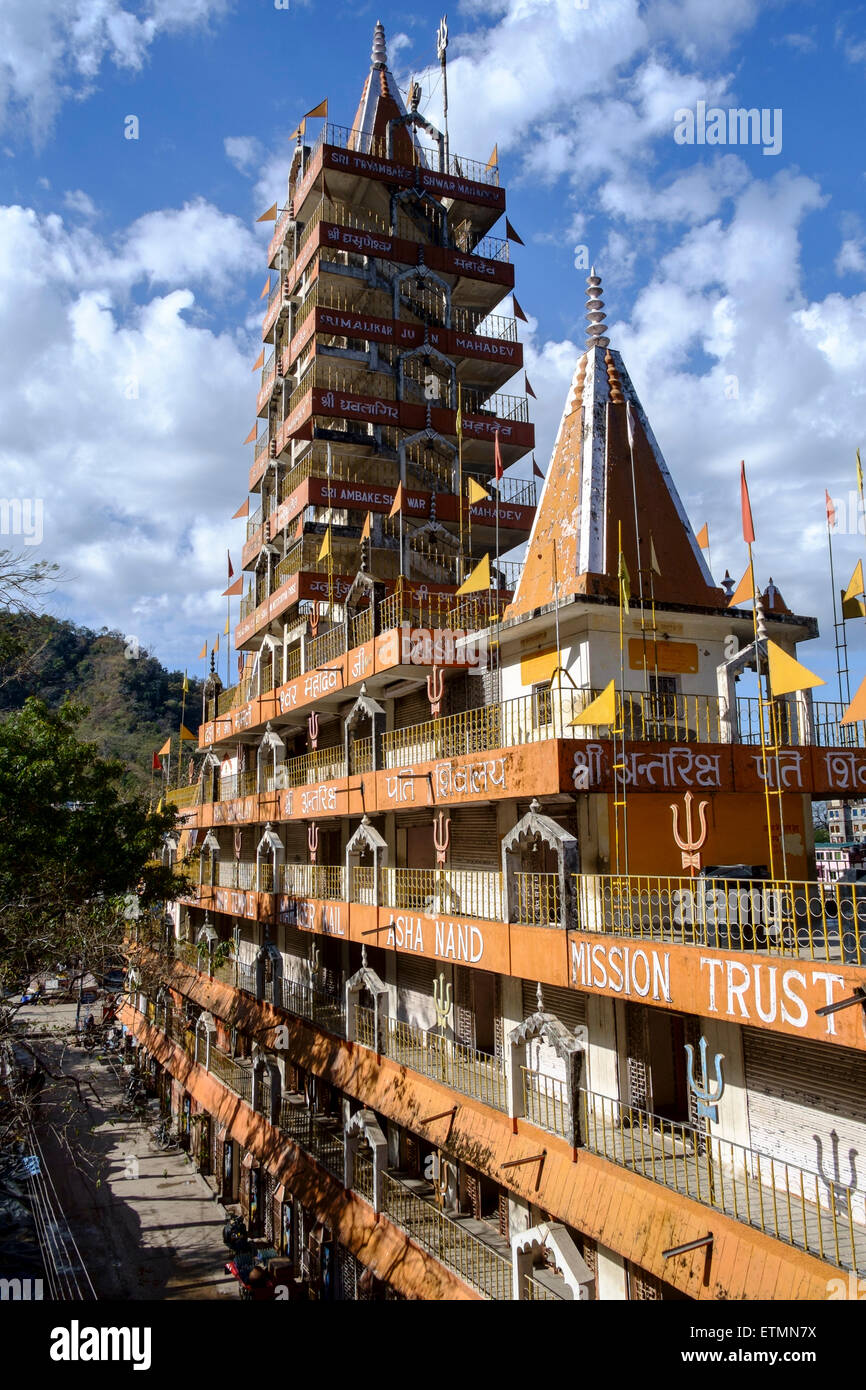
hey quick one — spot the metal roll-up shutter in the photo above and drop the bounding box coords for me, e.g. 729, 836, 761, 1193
392, 684, 431, 730
396, 954, 437, 1029
743, 1030, 866, 1199
282, 924, 310, 986
522, 980, 586, 1032
450, 805, 500, 870
283, 824, 308, 860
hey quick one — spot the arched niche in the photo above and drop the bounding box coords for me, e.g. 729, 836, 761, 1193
255, 938, 283, 1005
345, 949, 389, 1050
251, 1042, 282, 1125
198, 751, 220, 805
511, 1222, 594, 1302
345, 816, 387, 906
501, 799, 578, 931
256, 823, 284, 894
199, 831, 219, 889
194, 1010, 217, 1070
257, 722, 286, 793
507, 984, 587, 1147
343, 685, 386, 774
195, 918, 218, 972
344, 1108, 388, 1212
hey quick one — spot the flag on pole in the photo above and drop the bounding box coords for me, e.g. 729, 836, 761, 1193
569, 680, 616, 728
243, 425, 257, 445
227, 551, 234, 581
304, 98, 328, 119
197, 642, 207, 660
696, 523, 710, 549
512, 295, 528, 322
257, 203, 277, 222
289, 120, 305, 141
388, 482, 405, 519
252, 349, 264, 372
618, 547, 631, 615
740, 461, 755, 544
182, 672, 189, 693
842, 672, 866, 725
625, 400, 635, 450
826, 490, 837, 528
842, 560, 866, 618
155, 797, 163, 814
525, 374, 536, 399
232, 499, 250, 519
533, 455, 544, 480
152, 750, 163, 771
467, 478, 491, 504
455, 396, 463, 440
486, 143, 498, 169
259, 278, 270, 300
360, 511, 372, 543
494, 430, 503, 482
157, 738, 171, 758
504, 217, 524, 245
858, 448, 863, 495
456, 553, 491, 595
223, 576, 244, 597
214, 634, 220, 654
727, 566, 754, 608
649, 534, 661, 575
766, 640, 825, 698
317, 531, 331, 562
224, 616, 230, 636
179, 724, 196, 742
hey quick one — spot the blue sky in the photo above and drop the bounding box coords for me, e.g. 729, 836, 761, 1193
1, 0, 865, 694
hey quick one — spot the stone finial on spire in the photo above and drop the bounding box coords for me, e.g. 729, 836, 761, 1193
585, 267, 610, 350
372, 20, 387, 67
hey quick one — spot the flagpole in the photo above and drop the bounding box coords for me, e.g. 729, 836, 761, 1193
747, 546, 778, 880
625, 402, 650, 697
457, 384, 464, 585
178, 670, 188, 790
827, 502, 848, 704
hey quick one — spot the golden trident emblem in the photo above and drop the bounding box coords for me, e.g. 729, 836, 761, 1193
670, 791, 709, 874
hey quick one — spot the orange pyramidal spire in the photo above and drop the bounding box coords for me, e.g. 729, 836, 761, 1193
508, 269, 725, 619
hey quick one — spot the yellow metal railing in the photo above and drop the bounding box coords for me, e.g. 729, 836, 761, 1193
383, 1017, 507, 1111
380, 1172, 512, 1299
349, 607, 373, 649
280, 863, 346, 900
574, 875, 866, 966
307, 624, 346, 668
351, 865, 376, 903
513, 873, 560, 927
380, 866, 504, 921
522, 1067, 569, 1138
217, 770, 258, 802
216, 861, 256, 891
282, 745, 346, 786
350, 736, 373, 774
581, 1089, 866, 1275
165, 785, 199, 808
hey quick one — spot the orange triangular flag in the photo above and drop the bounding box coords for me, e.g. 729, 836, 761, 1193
360, 511, 372, 543
525, 374, 536, 399
252, 349, 264, 372
223, 577, 244, 598
304, 99, 328, 119
842, 673, 866, 725
486, 144, 498, 170
232, 499, 250, 520
259, 278, 270, 300
727, 565, 754, 608
696, 523, 709, 549
243, 425, 257, 445
198, 642, 207, 660
157, 738, 171, 757
257, 203, 277, 223
505, 217, 524, 246
389, 483, 405, 519
512, 296, 528, 322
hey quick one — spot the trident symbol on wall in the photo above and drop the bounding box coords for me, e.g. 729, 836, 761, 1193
684, 1035, 726, 1123
308, 610, 319, 639
670, 791, 709, 875
307, 943, 320, 986
308, 822, 319, 864
308, 710, 319, 750
433, 810, 451, 867
427, 666, 444, 719
433, 972, 452, 1033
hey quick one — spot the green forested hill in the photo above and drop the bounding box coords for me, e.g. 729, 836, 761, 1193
0, 613, 203, 793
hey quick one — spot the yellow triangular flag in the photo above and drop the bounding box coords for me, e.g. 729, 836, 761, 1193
467, 477, 491, 504
157, 738, 171, 757
198, 642, 207, 660
842, 593, 866, 620
224, 616, 230, 636
455, 553, 491, 595
182, 671, 189, 693
252, 349, 264, 372
257, 203, 277, 223
155, 798, 163, 814
618, 549, 630, 615
842, 672, 866, 725
727, 566, 754, 608
844, 560, 864, 603
360, 511, 371, 543
318, 531, 331, 562
570, 680, 617, 728
214, 634, 219, 654
858, 448, 863, 495
486, 143, 498, 169
289, 119, 306, 141
304, 99, 328, 119
766, 641, 825, 698
179, 724, 196, 741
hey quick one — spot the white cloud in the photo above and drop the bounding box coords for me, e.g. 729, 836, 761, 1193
0, 0, 231, 142
63, 189, 98, 219
224, 136, 263, 175
836, 237, 866, 277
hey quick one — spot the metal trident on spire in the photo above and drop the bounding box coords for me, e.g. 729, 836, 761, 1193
585, 268, 610, 349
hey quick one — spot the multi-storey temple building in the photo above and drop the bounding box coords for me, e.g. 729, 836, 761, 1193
125, 25, 866, 1301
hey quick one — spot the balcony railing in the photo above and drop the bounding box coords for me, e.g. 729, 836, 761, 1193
381, 866, 504, 921
380, 1172, 512, 1299
209, 1048, 253, 1103
574, 875, 866, 966
308, 122, 501, 187
215, 861, 256, 891
513, 872, 560, 927
581, 1089, 866, 1275
280, 863, 346, 900
522, 1067, 569, 1138
356, 1007, 507, 1111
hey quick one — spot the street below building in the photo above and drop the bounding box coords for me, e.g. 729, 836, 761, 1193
17, 1001, 236, 1301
